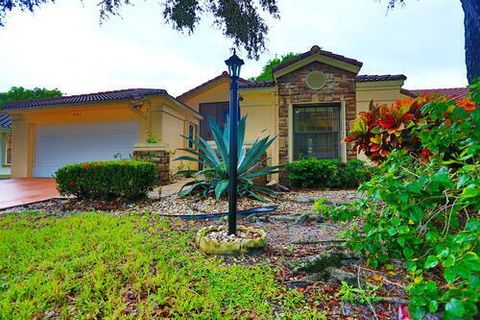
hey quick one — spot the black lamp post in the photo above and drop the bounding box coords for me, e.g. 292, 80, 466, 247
225, 50, 244, 236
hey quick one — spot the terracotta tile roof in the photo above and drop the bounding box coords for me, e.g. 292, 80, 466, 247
272, 45, 363, 73
400, 88, 417, 98
2, 88, 168, 111
356, 74, 407, 82
177, 71, 251, 101
0, 113, 11, 129
407, 87, 470, 100
239, 80, 275, 89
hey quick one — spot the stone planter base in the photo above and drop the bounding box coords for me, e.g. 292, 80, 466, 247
133, 143, 170, 185
195, 225, 267, 255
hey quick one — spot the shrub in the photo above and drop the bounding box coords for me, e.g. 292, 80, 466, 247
323, 82, 480, 319
175, 116, 280, 202
285, 158, 371, 189
345, 94, 477, 163
55, 160, 157, 200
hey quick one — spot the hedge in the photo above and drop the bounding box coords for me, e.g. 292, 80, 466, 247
285, 158, 372, 189
55, 160, 157, 200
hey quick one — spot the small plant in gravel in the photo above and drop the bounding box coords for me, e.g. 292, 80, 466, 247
337, 281, 380, 305
176, 116, 280, 201
324, 82, 480, 319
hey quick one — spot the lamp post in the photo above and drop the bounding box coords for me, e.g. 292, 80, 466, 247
225, 50, 244, 236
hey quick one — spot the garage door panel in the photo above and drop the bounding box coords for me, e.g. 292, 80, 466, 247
34, 121, 138, 177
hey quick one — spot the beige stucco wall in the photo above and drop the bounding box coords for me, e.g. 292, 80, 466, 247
151, 98, 200, 173
356, 80, 405, 113
240, 88, 279, 169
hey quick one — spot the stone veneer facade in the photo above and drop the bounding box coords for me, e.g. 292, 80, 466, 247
276, 61, 358, 176
133, 148, 171, 186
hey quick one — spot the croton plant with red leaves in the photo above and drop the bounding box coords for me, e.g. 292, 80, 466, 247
345, 94, 476, 163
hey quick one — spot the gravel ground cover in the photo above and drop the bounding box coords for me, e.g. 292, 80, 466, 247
2, 189, 360, 216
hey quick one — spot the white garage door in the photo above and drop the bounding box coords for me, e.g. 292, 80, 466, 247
34, 121, 138, 177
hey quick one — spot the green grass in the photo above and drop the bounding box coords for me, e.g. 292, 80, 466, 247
0, 212, 324, 319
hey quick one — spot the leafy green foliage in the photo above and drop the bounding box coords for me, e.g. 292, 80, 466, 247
336, 281, 380, 304
176, 116, 279, 202
324, 82, 480, 319
285, 158, 372, 189
0, 86, 62, 107
55, 160, 157, 200
0, 212, 326, 318
250, 52, 300, 81
0, 0, 279, 59
313, 198, 331, 216
145, 130, 159, 143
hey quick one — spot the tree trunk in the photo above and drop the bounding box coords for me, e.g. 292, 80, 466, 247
461, 0, 480, 84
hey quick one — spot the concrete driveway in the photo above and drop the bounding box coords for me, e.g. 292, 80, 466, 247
0, 178, 60, 210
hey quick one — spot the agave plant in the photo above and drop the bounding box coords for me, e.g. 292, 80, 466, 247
175, 116, 280, 202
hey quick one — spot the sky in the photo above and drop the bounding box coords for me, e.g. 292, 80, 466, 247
0, 0, 467, 96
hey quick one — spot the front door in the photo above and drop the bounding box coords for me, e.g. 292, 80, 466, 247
293, 103, 341, 160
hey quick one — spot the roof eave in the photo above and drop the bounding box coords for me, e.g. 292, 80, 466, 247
356, 79, 406, 89
3, 93, 202, 119
163, 93, 203, 120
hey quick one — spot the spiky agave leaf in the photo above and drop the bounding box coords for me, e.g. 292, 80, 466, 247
175, 116, 280, 200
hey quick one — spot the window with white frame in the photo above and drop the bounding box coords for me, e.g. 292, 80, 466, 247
4, 134, 11, 165
188, 123, 197, 148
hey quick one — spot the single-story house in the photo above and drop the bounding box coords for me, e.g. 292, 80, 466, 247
3, 45, 469, 183
0, 113, 12, 178
3, 89, 201, 182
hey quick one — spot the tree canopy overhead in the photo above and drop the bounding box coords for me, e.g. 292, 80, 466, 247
0, 86, 62, 107
250, 52, 299, 81
0, 0, 279, 60
1, 1, 477, 83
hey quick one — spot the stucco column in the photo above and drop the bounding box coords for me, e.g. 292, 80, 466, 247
11, 116, 31, 178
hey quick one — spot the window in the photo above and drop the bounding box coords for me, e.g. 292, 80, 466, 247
4, 134, 11, 165
188, 123, 196, 148
199, 102, 229, 140
293, 104, 341, 160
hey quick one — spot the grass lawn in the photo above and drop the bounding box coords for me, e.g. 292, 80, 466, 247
0, 211, 324, 319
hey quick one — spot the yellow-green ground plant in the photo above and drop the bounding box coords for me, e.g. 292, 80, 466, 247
0, 212, 325, 319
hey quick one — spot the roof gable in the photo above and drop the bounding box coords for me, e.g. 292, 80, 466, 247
177, 72, 251, 102
273, 45, 363, 79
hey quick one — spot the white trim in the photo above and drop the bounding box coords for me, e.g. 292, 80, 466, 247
288, 103, 294, 162
340, 101, 347, 162
3, 133, 11, 166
